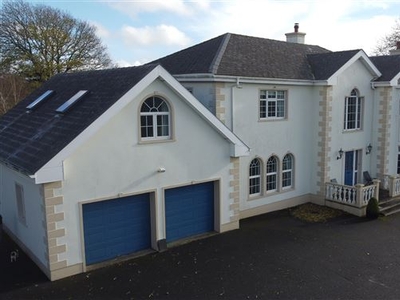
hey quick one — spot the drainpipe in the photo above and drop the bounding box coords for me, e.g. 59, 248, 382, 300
231, 78, 242, 132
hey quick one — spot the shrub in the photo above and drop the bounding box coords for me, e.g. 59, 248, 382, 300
366, 197, 379, 219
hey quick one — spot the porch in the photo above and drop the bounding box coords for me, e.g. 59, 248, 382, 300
325, 179, 379, 216
325, 175, 400, 217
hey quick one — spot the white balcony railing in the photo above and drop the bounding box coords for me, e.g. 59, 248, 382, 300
325, 179, 380, 208
388, 175, 400, 198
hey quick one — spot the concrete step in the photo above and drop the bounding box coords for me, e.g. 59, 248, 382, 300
379, 197, 400, 216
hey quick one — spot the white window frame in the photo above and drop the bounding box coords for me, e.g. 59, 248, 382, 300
249, 158, 262, 196
266, 156, 278, 193
260, 90, 286, 120
15, 182, 27, 225
344, 89, 363, 131
140, 96, 171, 140
282, 154, 294, 189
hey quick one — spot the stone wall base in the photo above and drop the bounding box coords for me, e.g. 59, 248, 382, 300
240, 194, 311, 220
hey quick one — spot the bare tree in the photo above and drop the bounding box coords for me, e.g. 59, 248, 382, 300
0, 0, 112, 83
0, 74, 32, 116
373, 18, 400, 55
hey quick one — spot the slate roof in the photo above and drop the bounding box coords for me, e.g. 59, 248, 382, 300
370, 55, 400, 82
307, 50, 361, 80
150, 33, 331, 80
0, 64, 158, 175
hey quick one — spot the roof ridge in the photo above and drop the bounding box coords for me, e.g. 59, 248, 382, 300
208, 33, 231, 74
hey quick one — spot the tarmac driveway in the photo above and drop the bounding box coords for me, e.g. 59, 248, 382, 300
1, 208, 400, 299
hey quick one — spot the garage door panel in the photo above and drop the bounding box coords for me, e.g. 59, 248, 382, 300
83, 193, 151, 265
165, 182, 214, 243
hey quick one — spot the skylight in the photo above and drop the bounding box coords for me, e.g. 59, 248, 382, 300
26, 90, 54, 111
56, 90, 89, 114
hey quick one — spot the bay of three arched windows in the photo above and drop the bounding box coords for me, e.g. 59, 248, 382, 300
249, 154, 294, 196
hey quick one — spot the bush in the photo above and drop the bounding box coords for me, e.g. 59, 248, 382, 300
366, 197, 379, 219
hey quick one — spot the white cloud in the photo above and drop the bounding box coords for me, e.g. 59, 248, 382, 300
120, 24, 191, 47
188, 0, 398, 55
108, 0, 209, 18
115, 59, 143, 67
90, 21, 111, 39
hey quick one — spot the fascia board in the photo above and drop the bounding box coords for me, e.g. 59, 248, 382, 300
327, 50, 382, 86
156, 67, 250, 157
33, 66, 161, 184
175, 74, 318, 86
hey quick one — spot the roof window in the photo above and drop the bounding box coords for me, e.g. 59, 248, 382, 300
56, 90, 89, 114
26, 90, 54, 111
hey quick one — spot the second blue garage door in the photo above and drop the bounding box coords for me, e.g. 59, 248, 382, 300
82, 193, 151, 265
165, 181, 215, 243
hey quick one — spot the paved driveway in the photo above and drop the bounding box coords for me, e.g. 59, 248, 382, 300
1, 209, 400, 299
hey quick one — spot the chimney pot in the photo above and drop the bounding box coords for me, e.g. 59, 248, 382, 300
294, 23, 299, 33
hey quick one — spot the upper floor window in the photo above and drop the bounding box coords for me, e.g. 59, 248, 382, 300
260, 90, 286, 120
140, 96, 170, 140
282, 154, 294, 189
249, 158, 261, 196
266, 156, 278, 193
344, 89, 363, 131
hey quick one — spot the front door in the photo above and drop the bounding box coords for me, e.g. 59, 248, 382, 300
344, 150, 360, 186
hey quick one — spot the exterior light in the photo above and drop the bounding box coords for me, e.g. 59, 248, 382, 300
337, 148, 344, 160
366, 143, 372, 155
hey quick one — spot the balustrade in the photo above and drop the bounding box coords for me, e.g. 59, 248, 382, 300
325, 179, 379, 208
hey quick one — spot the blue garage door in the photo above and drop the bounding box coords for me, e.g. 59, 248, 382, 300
165, 181, 214, 243
83, 193, 151, 265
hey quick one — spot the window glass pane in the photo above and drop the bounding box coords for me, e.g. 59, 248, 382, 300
267, 101, 276, 117
277, 100, 285, 117
157, 115, 169, 136
282, 171, 292, 187
249, 159, 261, 195
260, 100, 266, 118
140, 115, 153, 138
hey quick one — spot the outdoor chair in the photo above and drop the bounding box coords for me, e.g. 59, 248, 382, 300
363, 171, 374, 185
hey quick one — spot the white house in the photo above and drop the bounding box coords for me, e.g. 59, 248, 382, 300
1, 24, 400, 280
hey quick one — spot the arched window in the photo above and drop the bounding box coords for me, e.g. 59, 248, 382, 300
140, 96, 170, 139
266, 156, 278, 192
249, 158, 261, 195
282, 154, 294, 189
344, 89, 362, 130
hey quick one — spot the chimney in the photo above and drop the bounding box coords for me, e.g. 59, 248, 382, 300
285, 23, 306, 44
389, 41, 400, 55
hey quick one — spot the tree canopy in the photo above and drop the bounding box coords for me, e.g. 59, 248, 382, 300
373, 18, 400, 56
0, 0, 112, 83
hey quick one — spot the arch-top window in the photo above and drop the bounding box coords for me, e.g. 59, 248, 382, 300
282, 154, 293, 189
344, 89, 363, 131
249, 158, 261, 196
140, 96, 170, 140
266, 156, 278, 192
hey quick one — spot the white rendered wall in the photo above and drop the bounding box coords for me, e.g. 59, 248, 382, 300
220, 83, 316, 211
0, 164, 47, 267
327, 60, 376, 185
58, 79, 233, 266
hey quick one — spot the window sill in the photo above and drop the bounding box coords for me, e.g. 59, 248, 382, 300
247, 188, 295, 201
259, 118, 287, 122
138, 138, 176, 145
343, 129, 363, 133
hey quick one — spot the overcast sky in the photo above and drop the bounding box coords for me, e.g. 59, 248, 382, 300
24, 0, 400, 67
